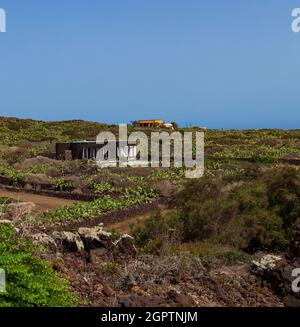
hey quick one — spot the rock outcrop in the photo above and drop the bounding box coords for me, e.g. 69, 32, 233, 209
78, 227, 114, 251
114, 234, 137, 258
51, 225, 138, 262
53, 231, 85, 253
31, 233, 57, 248
251, 254, 282, 274
252, 257, 300, 307
251, 222, 300, 307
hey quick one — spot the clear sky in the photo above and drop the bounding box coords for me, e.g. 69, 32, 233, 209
0, 0, 299, 129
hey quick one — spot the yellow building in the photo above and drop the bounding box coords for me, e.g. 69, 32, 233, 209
134, 119, 165, 128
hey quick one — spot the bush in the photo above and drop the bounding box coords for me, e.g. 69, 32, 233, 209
133, 167, 300, 254
176, 167, 300, 252
267, 168, 300, 234
133, 211, 170, 252
0, 224, 78, 307
55, 177, 74, 191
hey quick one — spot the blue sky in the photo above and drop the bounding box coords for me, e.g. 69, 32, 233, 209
0, 0, 299, 129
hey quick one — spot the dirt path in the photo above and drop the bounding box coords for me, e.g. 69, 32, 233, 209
0, 188, 78, 213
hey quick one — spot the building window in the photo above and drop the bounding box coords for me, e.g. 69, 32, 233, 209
83, 148, 89, 159
90, 148, 96, 158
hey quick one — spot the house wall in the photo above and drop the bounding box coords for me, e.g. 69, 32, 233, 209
135, 120, 165, 127
69, 142, 100, 160
56, 142, 137, 161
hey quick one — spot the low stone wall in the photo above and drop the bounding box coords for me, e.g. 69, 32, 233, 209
54, 199, 165, 232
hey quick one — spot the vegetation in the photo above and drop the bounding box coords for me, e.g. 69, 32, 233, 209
54, 177, 74, 191
0, 163, 26, 184
133, 167, 300, 255
86, 180, 116, 194
0, 162, 50, 184
205, 129, 300, 162
0, 224, 77, 307
0, 117, 300, 306
39, 186, 159, 224
0, 197, 14, 205
1, 117, 299, 162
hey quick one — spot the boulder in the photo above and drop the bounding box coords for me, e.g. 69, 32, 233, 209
114, 234, 137, 258
252, 255, 300, 307
78, 227, 114, 251
31, 233, 57, 248
251, 254, 282, 274
53, 231, 85, 253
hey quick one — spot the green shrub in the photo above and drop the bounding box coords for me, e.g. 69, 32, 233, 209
177, 168, 300, 251
55, 177, 73, 191
86, 180, 116, 194
0, 224, 78, 307
123, 186, 159, 205
134, 211, 166, 247
133, 167, 300, 254
133, 211, 179, 254
0, 163, 25, 184
267, 168, 300, 234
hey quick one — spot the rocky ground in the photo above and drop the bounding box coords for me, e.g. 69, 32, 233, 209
1, 200, 300, 307
34, 224, 282, 307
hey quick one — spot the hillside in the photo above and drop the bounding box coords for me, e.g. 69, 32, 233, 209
0, 116, 299, 307
1, 116, 300, 163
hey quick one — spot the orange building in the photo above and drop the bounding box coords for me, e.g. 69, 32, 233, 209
134, 119, 165, 128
